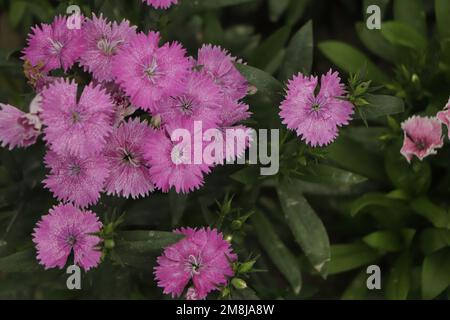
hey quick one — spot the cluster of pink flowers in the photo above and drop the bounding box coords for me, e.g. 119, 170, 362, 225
143, 0, 178, 9
0, 13, 243, 295
400, 98, 450, 163
0, 14, 250, 207
279, 70, 354, 147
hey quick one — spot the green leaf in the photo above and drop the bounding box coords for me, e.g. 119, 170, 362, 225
8, 0, 27, 28
386, 252, 411, 300
230, 166, 261, 186
286, 0, 311, 26
393, 0, 426, 36
422, 248, 450, 299
362, 230, 405, 252
420, 228, 450, 255
169, 191, 188, 226
115, 230, 184, 254
385, 142, 431, 195
325, 135, 387, 181
252, 211, 302, 294
411, 197, 450, 229
341, 270, 370, 300
381, 21, 427, 51
298, 164, 367, 186
436, 0, 450, 39
356, 94, 405, 120
278, 179, 330, 277
328, 242, 382, 275
250, 26, 291, 70
356, 22, 397, 63
236, 64, 283, 128
183, 0, 257, 9
350, 192, 408, 217
318, 41, 388, 83
0, 249, 41, 273
280, 20, 313, 81
268, 0, 290, 22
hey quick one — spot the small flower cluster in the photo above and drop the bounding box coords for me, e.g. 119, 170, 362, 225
143, 0, 178, 9
0, 14, 250, 210
0, 12, 248, 293
400, 98, 450, 163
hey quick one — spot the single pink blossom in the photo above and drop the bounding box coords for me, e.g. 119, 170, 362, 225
0, 103, 40, 150
112, 32, 192, 112
144, 127, 210, 194
197, 44, 248, 101
400, 116, 443, 162
437, 98, 450, 138
23, 15, 86, 72
43, 150, 109, 208
156, 71, 222, 129
40, 79, 114, 157
32, 203, 102, 271
279, 70, 354, 147
79, 14, 136, 82
104, 118, 155, 199
154, 227, 236, 299
143, 0, 178, 9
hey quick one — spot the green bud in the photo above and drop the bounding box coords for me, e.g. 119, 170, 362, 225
239, 260, 256, 273
104, 239, 115, 249
231, 220, 243, 230
221, 287, 231, 297
231, 278, 247, 289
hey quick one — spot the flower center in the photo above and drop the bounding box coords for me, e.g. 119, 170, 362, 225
69, 164, 81, 176
171, 144, 190, 165
174, 96, 194, 115
312, 103, 321, 111
97, 38, 122, 56
415, 140, 426, 151
49, 38, 64, 54
71, 111, 81, 123
67, 234, 77, 246
120, 148, 140, 167
185, 254, 202, 275
144, 59, 163, 83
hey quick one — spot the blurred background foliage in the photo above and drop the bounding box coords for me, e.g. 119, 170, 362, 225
0, 0, 450, 300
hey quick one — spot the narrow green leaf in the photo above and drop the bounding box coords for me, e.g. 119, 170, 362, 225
362, 230, 403, 252
9, 0, 27, 28
116, 230, 184, 254
280, 20, 313, 81
341, 270, 370, 300
250, 26, 291, 70
318, 41, 388, 83
286, 0, 310, 26
252, 211, 302, 294
356, 22, 397, 63
411, 197, 450, 229
0, 249, 41, 273
298, 164, 367, 186
328, 242, 382, 275
268, 0, 290, 22
356, 94, 404, 120
422, 248, 450, 299
436, 0, 450, 39
386, 251, 411, 300
183, 0, 257, 9
350, 192, 408, 217
278, 179, 330, 277
381, 21, 427, 51
393, 0, 426, 36
419, 228, 450, 255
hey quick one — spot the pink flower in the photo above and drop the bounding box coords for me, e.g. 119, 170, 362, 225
112, 32, 192, 112
0, 103, 40, 150
143, 0, 178, 9
41, 79, 114, 157
437, 98, 450, 138
156, 71, 222, 129
104, 118, 155, 199
197, 45, 248, 101
186, 287, 201, 300
32, 203, 102, 271
43, 150, 109, 208
400, 116, 443, 163
23, 15, 86, 72
154, 227, 236, 299
79, 14, 136, 82
219, 98, 250, 128
279, 70, 354, 147
144, 127, 210, 194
